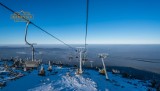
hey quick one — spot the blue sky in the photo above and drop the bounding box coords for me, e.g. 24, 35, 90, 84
0, 0, 160, 44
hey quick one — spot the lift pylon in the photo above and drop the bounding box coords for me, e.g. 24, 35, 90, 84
98, 53, 109, 80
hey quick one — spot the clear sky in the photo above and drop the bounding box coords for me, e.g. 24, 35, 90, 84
0, 0, 160, 44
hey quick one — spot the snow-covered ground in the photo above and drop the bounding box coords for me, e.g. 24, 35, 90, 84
0, 65, 156, 91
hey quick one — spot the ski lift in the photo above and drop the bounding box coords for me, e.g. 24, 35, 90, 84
75, 47, 85, 74
75, 49, 79, 58
82, 51, 88, 61
69, 56, 73, 60
89, 61, 94, 68
24, 22, 40, 69
82, 53, 88, 65
25, 22, 37, 62
76, 56, 79, 58
98, 53, 109, 80
68, 54, 73, 60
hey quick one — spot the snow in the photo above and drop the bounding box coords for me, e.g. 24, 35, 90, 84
28, 83, 53, 91
0, 65, 156, 91
59, 75, 97, 91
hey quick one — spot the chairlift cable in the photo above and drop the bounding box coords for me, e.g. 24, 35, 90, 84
85, 0, 89, 51
0, 2, 76, 51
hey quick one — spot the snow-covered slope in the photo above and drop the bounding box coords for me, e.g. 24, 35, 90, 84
0, 65, 156, 91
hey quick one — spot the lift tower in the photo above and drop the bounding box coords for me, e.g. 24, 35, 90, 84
76, 47, 85, 74
98, 53, 109, 80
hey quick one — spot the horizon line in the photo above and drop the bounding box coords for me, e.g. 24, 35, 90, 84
0, 43, 160, 45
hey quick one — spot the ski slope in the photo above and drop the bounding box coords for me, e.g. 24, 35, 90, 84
0, 65, 156, 91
